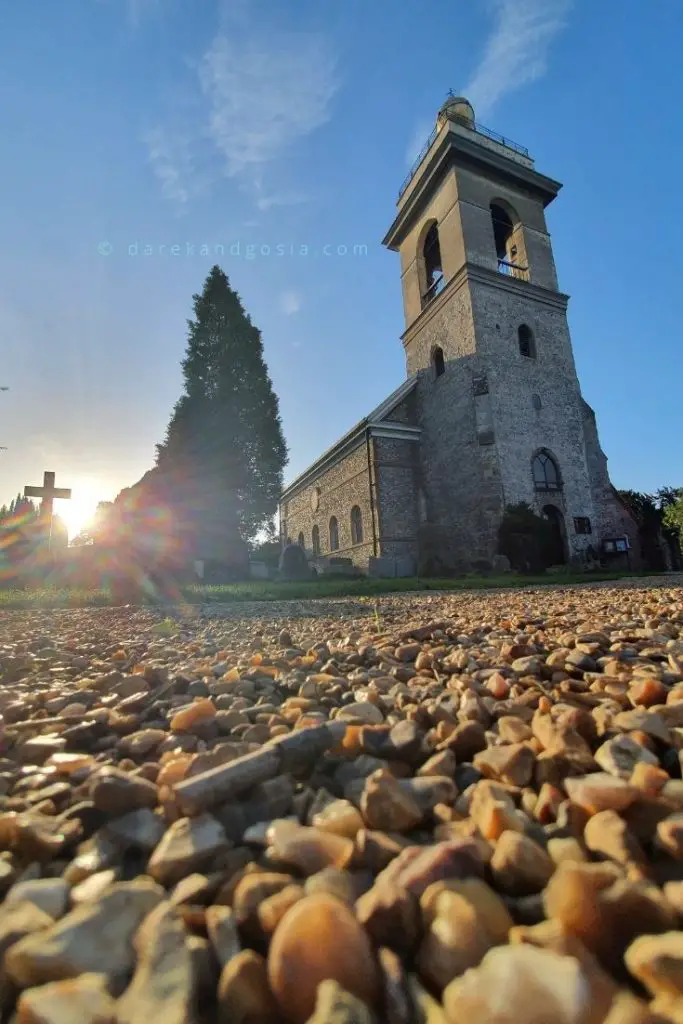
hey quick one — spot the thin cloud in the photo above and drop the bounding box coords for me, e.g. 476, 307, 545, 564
280, 290, 302, 316
126, 0, 159, 25
98, 0, 162, 27
464, 0, 572, 117
145, 18, 339, 210
198, 31, 339, 177
144, 126, 196, 207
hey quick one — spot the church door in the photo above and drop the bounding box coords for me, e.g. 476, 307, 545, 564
542, 504, 567, 565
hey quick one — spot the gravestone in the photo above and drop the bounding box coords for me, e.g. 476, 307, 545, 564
278, 543, 311, 581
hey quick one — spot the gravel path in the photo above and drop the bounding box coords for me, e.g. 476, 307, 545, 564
0, 579, 682, 1022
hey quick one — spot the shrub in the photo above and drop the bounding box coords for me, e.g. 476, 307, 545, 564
497, 503, 555, 574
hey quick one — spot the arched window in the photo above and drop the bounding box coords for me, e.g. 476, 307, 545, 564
490, 201, 528, 281
432, 346, 445, 378
329, 516, 339, 551
532, 450, 562, 492
518, 324, 536, 358
297, 531, 305, 548
312, 524, 320, 555
421, 222, 444, 307
350, 506, 363, 545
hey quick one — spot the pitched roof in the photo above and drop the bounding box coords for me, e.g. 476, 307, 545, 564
281, 377, 419, 501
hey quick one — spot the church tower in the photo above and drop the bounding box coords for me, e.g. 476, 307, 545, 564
383, 94, 628, 568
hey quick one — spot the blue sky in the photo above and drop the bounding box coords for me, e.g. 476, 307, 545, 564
1, 0, 681, 536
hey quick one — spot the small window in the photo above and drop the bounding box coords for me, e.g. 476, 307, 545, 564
312, 524, 320, 555
329, 516, 339, 551
532, 450, 561, 491
297, 531, 305, 548
350, 506, 363, 545
574, 516, 592, 535
432, 346, 445, 378
518, 324, 536, 358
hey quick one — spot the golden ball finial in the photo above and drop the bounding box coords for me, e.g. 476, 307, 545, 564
437, 94, 475, 129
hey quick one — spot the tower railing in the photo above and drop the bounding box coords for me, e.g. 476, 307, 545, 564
399, 115, 530, 200
497, 259, 529, 282
421, 273, 445, 308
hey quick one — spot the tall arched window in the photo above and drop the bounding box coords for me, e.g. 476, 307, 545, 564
297, 531, 305, 548
350, 506, 363, 545
518, 324, 536, 359
532, 450, 561, 491
421, 222, 444, 307
432, 346, 445, 378
329, 516, 339, 551
490, 201, 528, 281
312, 524, 320, 556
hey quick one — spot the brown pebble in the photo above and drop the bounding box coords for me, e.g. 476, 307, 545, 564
490, 830, 554, 895
267, 894, 379, 1023
217, 949, 280, 1023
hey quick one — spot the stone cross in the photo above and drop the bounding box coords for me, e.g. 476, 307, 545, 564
24, 471, 72, 547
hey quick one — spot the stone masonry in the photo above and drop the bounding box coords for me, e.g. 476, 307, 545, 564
280, 95, 639, 573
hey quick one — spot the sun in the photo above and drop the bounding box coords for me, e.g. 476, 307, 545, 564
57, 479, 107, 541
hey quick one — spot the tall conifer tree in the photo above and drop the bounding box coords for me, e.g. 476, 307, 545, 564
156, 266, 288, 541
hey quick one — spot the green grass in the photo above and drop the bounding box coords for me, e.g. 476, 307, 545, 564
0, 570, 664, 610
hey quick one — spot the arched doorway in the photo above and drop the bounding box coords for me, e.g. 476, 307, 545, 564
542, 504, 567, 565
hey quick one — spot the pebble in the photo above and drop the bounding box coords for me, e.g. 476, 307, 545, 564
338, 703, 385, 725
217, 949, 280, 1023
5, 881, 164, 987
625, 931, 683, 998
205, 904, 241, 966
147, 814, 229, 885
4, 879, 70, 920
442, 943, 610, 1023
312, 799, 365, 839
0, 901, 56, 960
169, 697, 216, 733
355, 881, 420, 956
265, 820, 354, 874
116, 902, 194, 1024
417, 889, 493, 991
89, 767, 158, 814
595, 736, 659, 779
360, 769, 423, 832
267, 893, 379, 1022
104, 808, 166, 851
0, 581, 680, 1020
307, 979, 376, 1024
490, 830, 555, 895
16, 972, 116, 1023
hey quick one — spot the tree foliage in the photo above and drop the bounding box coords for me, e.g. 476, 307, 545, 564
618, 488, 682, 570
663, 491, 683, 548
0, 494, 38, 525
155, 266, 287, 542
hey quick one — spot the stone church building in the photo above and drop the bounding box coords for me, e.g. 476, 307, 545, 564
280, 96, 637, 573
